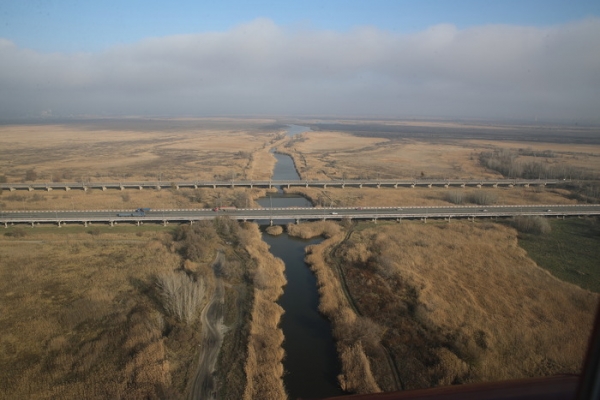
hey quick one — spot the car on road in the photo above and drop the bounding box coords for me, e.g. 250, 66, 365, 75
481, 209, 488, 212
330, 212, 338, 215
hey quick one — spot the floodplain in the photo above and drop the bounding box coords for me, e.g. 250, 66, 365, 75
0, 118, 599, 398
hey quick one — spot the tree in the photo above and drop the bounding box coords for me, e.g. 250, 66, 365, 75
25, 169, 37, 181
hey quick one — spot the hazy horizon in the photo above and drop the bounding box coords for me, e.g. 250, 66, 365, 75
1, 1, 599, 124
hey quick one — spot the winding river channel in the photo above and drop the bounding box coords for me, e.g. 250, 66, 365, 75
257, 125, 343, 399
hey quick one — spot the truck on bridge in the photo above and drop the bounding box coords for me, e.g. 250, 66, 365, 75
117, 208, 151, 217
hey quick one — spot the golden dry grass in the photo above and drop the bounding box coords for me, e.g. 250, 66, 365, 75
288, 219, 598, 391
280, 130, 600, 181
0, 186, 273, 210
241, 223, 288, 400
0, 228, 186, 399
280, 131, 498, 180
0, 119, 283, 184
287, 221, 382, 395
286, 186, 576, 208
337, 221, 598, 388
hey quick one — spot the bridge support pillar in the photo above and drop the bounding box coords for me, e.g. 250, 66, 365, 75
213, 184, 216, 189
296, 219, 300, 224
342, 184, 345, 189
4, 222, 7, 228
249, 184, 253, 189
493, 183, 498, 188
524, 184, 529, 187
427, 184, 432, 188
461, 184, 465, 188
423, 217, 427, 223
83, 186, 88, 192
287, 184, 290, 189
323, 184, 327, 188
84, 221, 88, 227
110, 220, 114, 227
119, 186, 125, 191
477, 184, 482, 188
64, 186, 70, 191
137, 221, 140, 226
411, 184, 415, 188
28, 187, 34, 191
269, 219, 273, 226
508, 184, 514, 188
190, 220, 193, 225
31, 222, 35, 228
394, 184, 397, 188
163, 220, 168, 226
57, 221, 61, 228
377, 184, 381, 189
194, 184, 198, 189
102, 186, 107, 191
46, 187, 52, 191
155, 185, 161, 190
359, 184, 363, 188
9, 187, 15, 191
444, 184, 449, 188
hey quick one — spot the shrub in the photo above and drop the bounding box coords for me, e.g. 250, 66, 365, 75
155, 271, 205, 323
512, 216, 551, 235
5, 227, 27, 238
25, 169, 37, 181
445, 191, 463, 205
88, 227, 102, 236
468, 191, 498, 205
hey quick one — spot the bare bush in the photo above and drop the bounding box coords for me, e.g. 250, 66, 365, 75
512, 216, 552, 235
468, 191, 498, 205
25, 169, 37, 181
445, 191, 463, 205
155, 271, 205, 323
5, 227, 27, 238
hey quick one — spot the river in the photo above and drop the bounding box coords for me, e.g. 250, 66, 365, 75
257, 125, 343, 399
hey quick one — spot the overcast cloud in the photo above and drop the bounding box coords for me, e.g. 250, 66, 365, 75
1, 18, 599, 122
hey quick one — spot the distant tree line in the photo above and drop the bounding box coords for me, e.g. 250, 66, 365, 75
479, 149, 596, 180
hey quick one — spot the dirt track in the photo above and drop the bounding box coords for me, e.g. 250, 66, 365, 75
189, 252, 226, 400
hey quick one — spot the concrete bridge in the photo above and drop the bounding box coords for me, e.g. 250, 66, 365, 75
1, 178, 560, 192
2, 204, 598, 228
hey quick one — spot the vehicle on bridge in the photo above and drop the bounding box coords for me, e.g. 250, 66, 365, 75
213, 206, 237, 212
117, 208, 151, 217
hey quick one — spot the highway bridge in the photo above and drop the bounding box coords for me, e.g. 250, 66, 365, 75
1, 178, 560, 192
2, 204, 599, 228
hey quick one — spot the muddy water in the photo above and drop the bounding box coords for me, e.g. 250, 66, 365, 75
258, 125, 343, 399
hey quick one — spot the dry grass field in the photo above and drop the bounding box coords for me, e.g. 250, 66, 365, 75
286, 186, 576, 208
0, 226, 186, 399
2, 117, 599, 398
291, 219, 598, 392
0, 118, 284, 184
0, 218, 284, 399
279, 123, 600, 180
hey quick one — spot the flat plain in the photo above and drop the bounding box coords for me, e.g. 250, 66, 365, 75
0, 117, 599, 398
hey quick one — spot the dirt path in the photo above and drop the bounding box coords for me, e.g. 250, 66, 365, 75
329, 226, 404, 391
189, 252, 226, 400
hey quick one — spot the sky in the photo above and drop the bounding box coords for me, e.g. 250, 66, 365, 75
1, 0, 599, 122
